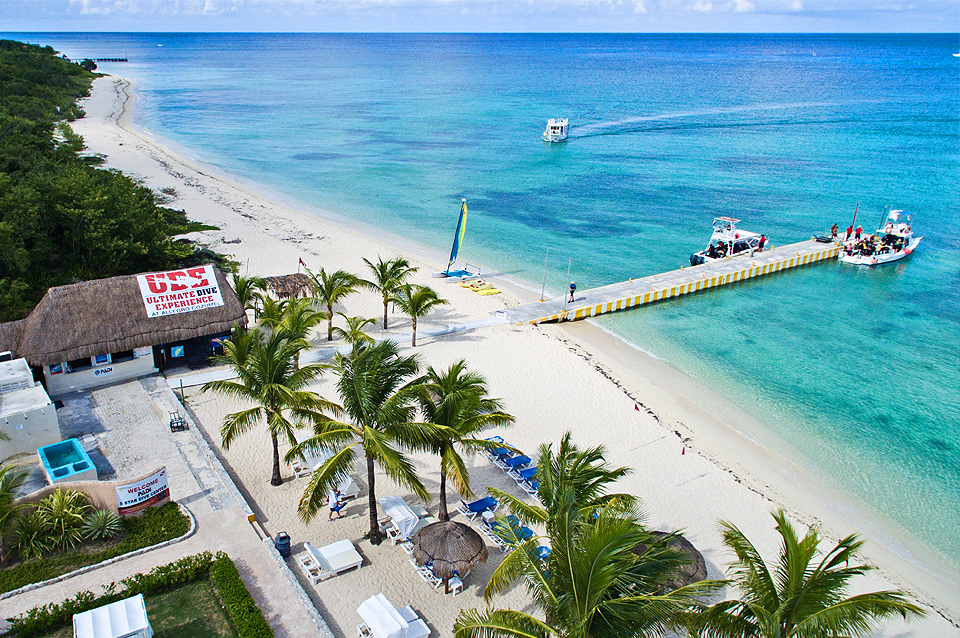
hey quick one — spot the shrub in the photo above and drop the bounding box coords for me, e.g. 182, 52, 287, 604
37, 487, 90, 551
81, 509, 123, 540
209, 551, 273, 638
11, 509, 50, 561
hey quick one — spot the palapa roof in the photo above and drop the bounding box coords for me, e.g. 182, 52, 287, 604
0, 266, 246, 366
264, 273, 313, 299
411, 520, 488, 580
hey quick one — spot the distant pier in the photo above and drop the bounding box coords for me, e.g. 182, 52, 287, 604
503, 240, 840, 324
95, 57, 128, 62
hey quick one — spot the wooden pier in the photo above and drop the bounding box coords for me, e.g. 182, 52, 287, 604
503, 240, 840, 325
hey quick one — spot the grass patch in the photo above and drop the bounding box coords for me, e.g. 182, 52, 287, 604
32, 576, 239, 638
0, 503, 189, 595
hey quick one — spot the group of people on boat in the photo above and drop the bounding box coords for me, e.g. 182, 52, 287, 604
842, 232, 908, 257
705, 234, 766, 259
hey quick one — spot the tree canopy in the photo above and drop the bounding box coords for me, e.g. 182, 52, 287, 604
0, 39, 229, 321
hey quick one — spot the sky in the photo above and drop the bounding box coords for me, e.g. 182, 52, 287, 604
0, 0, 957, 33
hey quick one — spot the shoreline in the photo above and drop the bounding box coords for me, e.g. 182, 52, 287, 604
73, 74, 958, 634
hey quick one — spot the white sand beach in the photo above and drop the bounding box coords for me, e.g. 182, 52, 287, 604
70, 75, 959, 637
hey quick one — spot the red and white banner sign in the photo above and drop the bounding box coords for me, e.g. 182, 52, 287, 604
137, 265, 224, 318
116, 467, 170, 516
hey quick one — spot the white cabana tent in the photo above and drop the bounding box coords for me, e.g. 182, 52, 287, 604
73, 594, 154, 638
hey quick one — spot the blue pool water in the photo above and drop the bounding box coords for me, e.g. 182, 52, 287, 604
8, 33, 958, 567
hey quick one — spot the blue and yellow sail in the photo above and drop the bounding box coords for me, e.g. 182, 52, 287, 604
446, 198, 467, 273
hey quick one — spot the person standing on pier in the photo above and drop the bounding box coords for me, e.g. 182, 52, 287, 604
759, 235, 767, 251
569, 281, 577, 302
831, 223, 839, 239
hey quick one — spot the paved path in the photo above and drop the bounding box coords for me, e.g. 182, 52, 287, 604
2, 377, 326, 638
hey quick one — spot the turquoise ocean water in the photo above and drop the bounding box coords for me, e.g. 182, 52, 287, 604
10, 33, 959, 567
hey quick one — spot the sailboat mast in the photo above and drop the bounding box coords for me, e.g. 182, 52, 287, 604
446, 198, 468, 274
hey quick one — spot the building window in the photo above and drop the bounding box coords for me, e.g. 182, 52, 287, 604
93, 353, 111, 367
49, 363, 63, 375
66, 357, 92, 373
111, 349, 135, 363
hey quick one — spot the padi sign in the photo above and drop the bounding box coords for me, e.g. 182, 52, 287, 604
137, 265, 224, 318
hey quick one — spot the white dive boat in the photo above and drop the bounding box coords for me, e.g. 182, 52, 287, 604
839, 209, 921, 266
689, 217, 768, 266
542, 118, 568, 142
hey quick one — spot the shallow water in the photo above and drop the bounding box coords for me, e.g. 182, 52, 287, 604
11, 32, 959, 564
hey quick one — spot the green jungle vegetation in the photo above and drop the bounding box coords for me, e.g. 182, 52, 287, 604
0, 39, 232, 322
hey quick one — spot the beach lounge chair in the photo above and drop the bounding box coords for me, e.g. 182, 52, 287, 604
484, 445, 510, 461
521, 480, 539, 497
456, 496, 497, 520
502, 455, 531, 472
510, 467, 537, 483
409, 558, 443, 588
299, 539, 363, 584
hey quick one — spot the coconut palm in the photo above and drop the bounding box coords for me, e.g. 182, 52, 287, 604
277, 296, 327, 368
257, 296, 289, 333
331, 312, 377, 348
290, 340, 451, 544
231, 272, 266, 317
362, 256, 418, 329
684, 509, 925, 638
391, 283, 448, 347
0, 464, 29, 564
307, 267, 361, 341
455, 434, 717, 638
417, 360, 514, 521
202, 328, 335, 486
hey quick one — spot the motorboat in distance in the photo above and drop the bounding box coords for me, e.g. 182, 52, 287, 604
840, 209, 921, 266
543, 118, 568, 142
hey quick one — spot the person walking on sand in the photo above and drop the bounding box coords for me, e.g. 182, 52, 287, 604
568, 281, 577, 303
328, 488, 345, 521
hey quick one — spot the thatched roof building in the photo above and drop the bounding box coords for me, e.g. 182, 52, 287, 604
0, 266, 246, 366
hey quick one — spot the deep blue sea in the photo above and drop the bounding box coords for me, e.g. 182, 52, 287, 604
9, 33, 959, 568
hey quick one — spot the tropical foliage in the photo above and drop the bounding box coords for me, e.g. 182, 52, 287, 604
362, 255, 418, 329
202, 327, 335, 486
391, 283, 448, 347
684, 509, 925, 638
289, 340, 450, 544
455, 433, 717, 638
0, 39, 232, 321
307, 267, 361, 340
0, 464, 29, 563
417, 360, 513, 521
331, 312, 377, 348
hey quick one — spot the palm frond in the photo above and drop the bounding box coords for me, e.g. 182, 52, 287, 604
453, 608, 554, 638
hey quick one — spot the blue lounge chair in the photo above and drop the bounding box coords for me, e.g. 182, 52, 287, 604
487, 446, 512, 462
457, 496, 498, 520
503, 455, 531, 471
522, 480, 539, 496
511, 467, 537, 483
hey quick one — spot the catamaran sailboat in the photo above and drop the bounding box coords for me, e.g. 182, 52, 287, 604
432, 199, 476, 278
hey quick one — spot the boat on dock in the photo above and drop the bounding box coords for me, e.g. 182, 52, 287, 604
542, 118, 568, 143
840, 209, 921, 266
689, 217, 767, 266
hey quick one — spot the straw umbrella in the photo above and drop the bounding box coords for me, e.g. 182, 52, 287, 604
412, 521, 488, 594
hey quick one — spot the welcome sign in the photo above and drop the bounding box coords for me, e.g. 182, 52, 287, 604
116, 467, 169, 516
137, 265, 224, 318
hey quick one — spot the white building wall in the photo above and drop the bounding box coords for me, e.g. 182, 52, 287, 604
44, 352, 157, 397
0, 387, 59, 460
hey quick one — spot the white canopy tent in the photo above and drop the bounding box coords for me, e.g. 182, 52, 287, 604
73, 594, 154, 638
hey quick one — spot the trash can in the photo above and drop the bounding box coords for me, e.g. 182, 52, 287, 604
274, 532, 291, 558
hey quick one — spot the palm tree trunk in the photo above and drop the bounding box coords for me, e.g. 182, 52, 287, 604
327, 304, 334, 341
367, 455, 382, 545
411, 316, 417, 347
271, 431, 283, 486
382, 297, 389, 329
438, 470, 449, 522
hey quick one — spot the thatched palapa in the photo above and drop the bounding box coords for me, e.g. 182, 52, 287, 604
264, 273, 313, 299
1, 266, 246, 366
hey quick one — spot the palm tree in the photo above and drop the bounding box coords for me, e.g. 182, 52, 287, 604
684, 509, 925, 638
455, 433, 717, 638
201, 328, 335, 486
417, 360, 514, 521
277, 297, 327, 368
307, 267, 361, 341
290, 340, 451, 544
391, 283, 448, 347
331, 312, 377, 348
257, 296, 289, 334
231, 273, 266, 318
362, 256, 418, 329
0, 465, 29, 564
